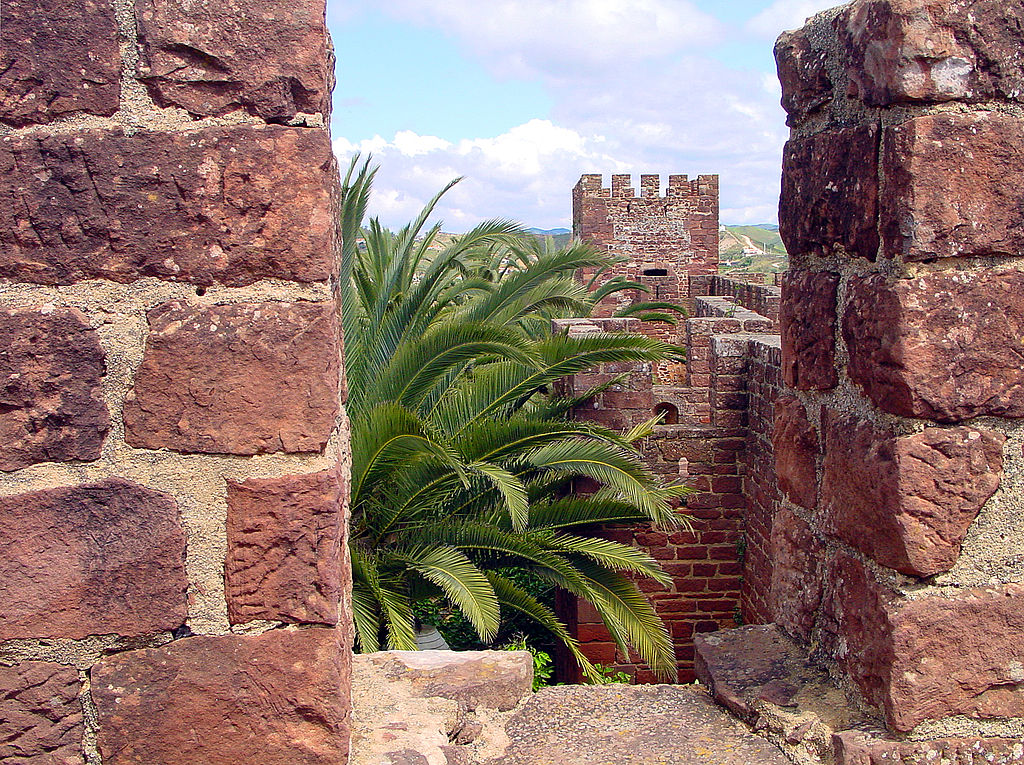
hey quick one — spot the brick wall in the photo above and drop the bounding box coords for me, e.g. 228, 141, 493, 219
708, 275, 781, 326
771, 0, 1024, 740
557, 317, 772, 683
739, 338, 783, 626
0, 2, 351, 763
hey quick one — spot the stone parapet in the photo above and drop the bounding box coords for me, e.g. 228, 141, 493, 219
0, 1, 351, 762
768, 0, 1024, 743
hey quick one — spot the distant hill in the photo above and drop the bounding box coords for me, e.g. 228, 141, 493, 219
526, 227, 572, 249
719, 224, 788, 274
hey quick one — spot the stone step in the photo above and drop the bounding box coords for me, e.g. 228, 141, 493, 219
489, 684, 790, 765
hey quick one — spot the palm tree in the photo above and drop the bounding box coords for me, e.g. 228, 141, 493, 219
340, 157, 690, 681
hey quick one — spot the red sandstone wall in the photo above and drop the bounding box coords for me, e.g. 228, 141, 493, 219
772, 0, 1024, 740
0, 2, 351, 763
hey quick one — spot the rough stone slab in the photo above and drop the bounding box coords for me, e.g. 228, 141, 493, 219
775, 26, 833, 124
834, 729, 1024, 765
0, 126, 335, 286
780, 126, 880, 260
0, 478, 188, 641
838, 0, 1024, 107
123, 301, 339, 455
695, 625, 826, 722
772, 396, 819, 509
769, 509, 824, 642
351, 651, 509, 765
0, 0, 120, 127
0, 309, 109, 472
136, 0, 332, 121
780, 270, 839, 391
825, 554, 1024, 732
0, 661, 84, 764
490, 684, 790, 765
357, 651, 533, 712
92, 628, 349, 765
882, 112, 1024, 261
821, 412, 1004, 577
226, 467, 345, 626
844, 271, 1024, 422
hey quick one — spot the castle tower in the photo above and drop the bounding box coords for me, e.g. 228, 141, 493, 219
572, 173, 720, 317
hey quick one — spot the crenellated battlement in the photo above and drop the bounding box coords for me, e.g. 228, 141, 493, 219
574, 173, 719, 200
573, 171, 721, 319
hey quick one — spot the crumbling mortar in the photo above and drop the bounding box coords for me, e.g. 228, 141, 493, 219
0, 633, 174, 670
79, 670, 102, 765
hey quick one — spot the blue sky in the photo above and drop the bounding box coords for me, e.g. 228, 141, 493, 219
328, 0, 840, 231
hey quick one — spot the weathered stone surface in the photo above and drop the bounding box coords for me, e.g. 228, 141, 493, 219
770, 509, 824, 641
844, 271, 1024, 421
838, 0, 1024, 107
695, 624, 871, 764
780, 126, 880, 260
882, 113, 1024, 261
351, 651, 502, 765
834, 729, 1024, 765
775, 27, 833, 124
124, 301, 339, 455
0, 126, 335, 286
0, 0, 120, 127
780, 270, 839, 391
493, 684, 789, 765
772, 396, 819, 509
821, 411, 1004, 577
0, 479, 188, 641
825, 555, 1024, 731
0, 309, 109, 472
92, 628, 349, 765
695, 625, 808, 721
136, 0, 332, 121
226, 467, 345, 626
358, 651, 533, 712
0, 662, 84, 764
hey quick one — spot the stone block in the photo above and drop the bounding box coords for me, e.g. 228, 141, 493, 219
354, 651, 533, 712
0, 309, 109, 472
0, 0, 120, 127
826, 555, 1024, 731
772, 396, 819, 510
0, 126, 335, 286
92, 628, 349, 765
821, 411, 1004, 576
780, 270, 839, 391
124, 301, 339, 455
844, 271, 1024, 421
882, 113, 1024, 260
775, 27, 833, 124
769, 509, 823, 641
834, 730, 1024, 765
226, 467, 345, 626
0, 662, 84, 764
780, 125, 880, 260
837, 0, 1024, 107
0, 479, 188, 640
136, 0, 332, 121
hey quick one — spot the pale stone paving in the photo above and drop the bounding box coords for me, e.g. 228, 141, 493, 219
350, 650, 789, 765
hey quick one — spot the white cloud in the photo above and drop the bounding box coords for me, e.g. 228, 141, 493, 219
330, 3, 803, 232
333, 120, 630, 231
378, 0, 724, 76
746, 0, 844, 39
